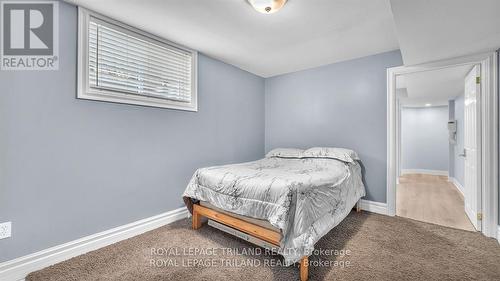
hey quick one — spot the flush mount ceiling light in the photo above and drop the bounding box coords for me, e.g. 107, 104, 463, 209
248, 0, 288, 14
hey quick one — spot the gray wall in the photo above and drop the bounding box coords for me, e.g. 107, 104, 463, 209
0, 2, 265, 262
453, 94, 465, 186
401, 106, 449, 172
265, 50, 403, 203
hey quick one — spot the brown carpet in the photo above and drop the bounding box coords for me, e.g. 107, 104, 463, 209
27, 212, 500, 281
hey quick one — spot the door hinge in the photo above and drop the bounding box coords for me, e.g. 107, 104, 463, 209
477, 213, 483, 220
476, 77, 481, 84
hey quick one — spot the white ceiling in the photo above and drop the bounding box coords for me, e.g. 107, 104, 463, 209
67, 0, 500, 77
390, 0, 500, 65
397, 64, 473, 107
67, 0, 399, 77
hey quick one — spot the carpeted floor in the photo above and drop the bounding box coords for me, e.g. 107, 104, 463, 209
27, 212, 500, 281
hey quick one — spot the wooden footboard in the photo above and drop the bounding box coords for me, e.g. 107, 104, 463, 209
192, 203, 309, 281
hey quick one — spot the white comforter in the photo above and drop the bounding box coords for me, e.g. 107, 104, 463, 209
183, 157, 365, 264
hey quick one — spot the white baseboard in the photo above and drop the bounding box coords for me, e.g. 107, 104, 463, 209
401, 169, 448, 176
359, 199, 388, 215
448, 177, 465, 198
464, 203, 475, 227
0, 207, 189, 281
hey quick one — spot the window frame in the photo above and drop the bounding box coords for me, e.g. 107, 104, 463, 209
77, 7, 198, 111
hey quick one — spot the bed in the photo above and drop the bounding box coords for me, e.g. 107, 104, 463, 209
183, 147, 366, 281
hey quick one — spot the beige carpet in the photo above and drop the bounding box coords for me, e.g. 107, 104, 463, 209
27, 212, 500, 281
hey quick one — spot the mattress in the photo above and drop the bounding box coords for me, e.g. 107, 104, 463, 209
183, 156, 365, 264
200, 201, 279, 231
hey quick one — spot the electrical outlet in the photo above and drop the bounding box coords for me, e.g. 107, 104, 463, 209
0, 222, 12, 239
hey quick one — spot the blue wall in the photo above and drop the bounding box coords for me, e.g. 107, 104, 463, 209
265, 50, 403, 203
401, 106, 449, 172
0, 2, 265, 262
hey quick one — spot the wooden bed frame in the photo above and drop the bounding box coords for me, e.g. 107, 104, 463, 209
192, 202, 362, 281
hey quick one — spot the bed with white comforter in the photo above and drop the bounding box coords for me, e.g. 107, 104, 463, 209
183, 147, 366, 265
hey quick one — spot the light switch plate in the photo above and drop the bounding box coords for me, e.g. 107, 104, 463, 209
0, 222, 12, 239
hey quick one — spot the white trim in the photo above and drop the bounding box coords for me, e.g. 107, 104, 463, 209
387, 65, 399, 217
77, 7, 198, 111
359, 199, 388, 215
401, 169, 448, 176
0, 207, 188, 281
465, 203, 476, 230
480, 51, 498, 238
396, 100, 403, 179
449, 177, 465, 198
497, 226, 500, 244
387, 51, 498, 237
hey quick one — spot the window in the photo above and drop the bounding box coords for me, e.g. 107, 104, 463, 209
78, 8, 197, 111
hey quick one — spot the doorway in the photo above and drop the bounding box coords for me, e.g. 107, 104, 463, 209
395, 64, 476, 231
387, 52, 498, 238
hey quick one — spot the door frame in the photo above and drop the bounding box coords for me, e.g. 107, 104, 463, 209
386, 51, 498, 238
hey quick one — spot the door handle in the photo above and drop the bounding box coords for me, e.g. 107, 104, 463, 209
459, 149, 466, 157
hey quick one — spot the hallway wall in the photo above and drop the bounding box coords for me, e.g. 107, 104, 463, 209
401, 106, 449, 173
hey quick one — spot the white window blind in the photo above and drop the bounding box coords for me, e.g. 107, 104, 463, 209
78, 8, 197, 111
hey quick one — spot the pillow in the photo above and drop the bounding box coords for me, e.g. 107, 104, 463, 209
303, 147, 359, 163
266, 148, 304, 158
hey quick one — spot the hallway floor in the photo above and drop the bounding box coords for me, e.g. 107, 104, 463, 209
397, 174, 475, 231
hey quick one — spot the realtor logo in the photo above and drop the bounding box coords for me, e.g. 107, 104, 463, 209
1, 1, 58, 70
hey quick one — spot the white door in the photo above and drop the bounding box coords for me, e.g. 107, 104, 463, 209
463, 65, 481, 231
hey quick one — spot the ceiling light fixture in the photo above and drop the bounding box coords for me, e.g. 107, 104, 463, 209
248, 0, 288, 14
425, 103, 432, 107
